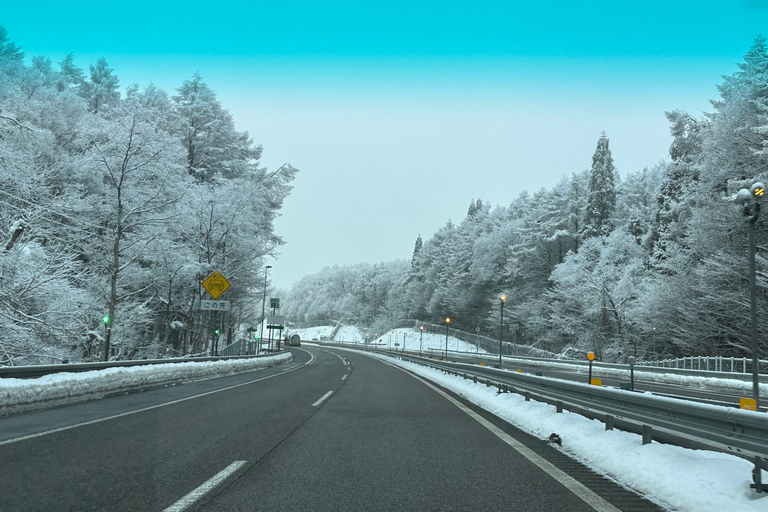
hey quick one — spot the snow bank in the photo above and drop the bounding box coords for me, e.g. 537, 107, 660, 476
0, 353, 292, 416
361, 351, 768, 512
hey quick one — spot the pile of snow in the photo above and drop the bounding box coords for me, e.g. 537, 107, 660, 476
0, 353, 292, 415
362, 351, 767, 512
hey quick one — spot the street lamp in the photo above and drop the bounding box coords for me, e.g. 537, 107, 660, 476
445, 317, 451, 360
260, 265, 271, 353
735, 182, 766, 494
735, 182, 764, 410
419, 325, 424, 355
499, 295, 506, 369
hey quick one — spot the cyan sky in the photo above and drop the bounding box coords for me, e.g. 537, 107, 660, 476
2, 1, 766, 289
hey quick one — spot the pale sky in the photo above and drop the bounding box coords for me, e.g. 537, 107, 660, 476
2, 1, 767, 289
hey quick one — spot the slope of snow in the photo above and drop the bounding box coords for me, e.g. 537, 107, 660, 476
0, 353, 292, 415
372, 328, 489, 354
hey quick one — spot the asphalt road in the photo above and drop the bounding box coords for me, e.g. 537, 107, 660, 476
0, 346, 662, 512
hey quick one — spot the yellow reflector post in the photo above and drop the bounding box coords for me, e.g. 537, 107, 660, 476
590, 378, 602, 386
740, 398, 757, 411
516, 369, 523, 373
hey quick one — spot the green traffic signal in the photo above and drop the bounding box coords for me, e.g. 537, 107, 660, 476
215, 329, 220, 335
102, 315, 109, 324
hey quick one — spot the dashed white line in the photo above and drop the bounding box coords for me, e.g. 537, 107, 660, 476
312, 391, 334, 406
341, 374, 348, 381
164, 460, 247, 512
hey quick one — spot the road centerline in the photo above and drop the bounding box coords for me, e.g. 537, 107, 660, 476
163, 460, 247, 512
312, 391, 334, 407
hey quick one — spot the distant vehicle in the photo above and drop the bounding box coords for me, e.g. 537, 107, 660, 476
287, 334, 301, 347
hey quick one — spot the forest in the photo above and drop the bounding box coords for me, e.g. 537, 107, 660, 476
284, 37, 768, 363
0, 28, 296, 365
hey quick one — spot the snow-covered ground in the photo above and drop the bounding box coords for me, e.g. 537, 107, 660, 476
333, 325, 365, 343
338, 348, 767, 512
0, 353, 292, 415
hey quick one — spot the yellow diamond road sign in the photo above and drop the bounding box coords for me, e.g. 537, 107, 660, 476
201, 270, 231, 299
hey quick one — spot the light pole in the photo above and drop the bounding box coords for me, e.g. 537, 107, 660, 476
735, 182, 766, 494
403, 331, 407, 351
419, 325, 424, 355
499, 295, 506, 369
259, 265, 271, 353
735, 182, 764, 410
444, 317, 451, 360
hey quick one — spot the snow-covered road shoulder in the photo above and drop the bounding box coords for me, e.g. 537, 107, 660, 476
0, 353, 292, 416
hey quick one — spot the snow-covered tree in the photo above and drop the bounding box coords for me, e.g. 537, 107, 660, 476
583, 133, 617, 239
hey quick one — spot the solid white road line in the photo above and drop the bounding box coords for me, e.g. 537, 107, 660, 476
382, 359, 623, 512
163, 460, 247, 512
312, 391, 334, 406
0, 354, 314, 447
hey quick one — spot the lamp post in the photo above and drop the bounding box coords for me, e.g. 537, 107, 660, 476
735, 182, 767, 494
499, 295, 506, 369
444, 317, 451, 360
260, 265, 271, 353
419, 325, 424, 355
735, 182, 764, 410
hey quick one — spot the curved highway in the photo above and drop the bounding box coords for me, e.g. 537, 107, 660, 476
0, 346, 662, 511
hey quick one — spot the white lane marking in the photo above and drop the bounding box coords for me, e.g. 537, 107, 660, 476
341, 374, 348, 381
380, 359, 622, 512
0, 356, 312, 447
163, 460, 247, 512
312, 391, 334, 406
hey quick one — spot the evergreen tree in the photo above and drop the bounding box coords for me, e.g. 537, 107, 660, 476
57, 53, 85, 93
81, 57, 120, 113
583, 133, 617, 239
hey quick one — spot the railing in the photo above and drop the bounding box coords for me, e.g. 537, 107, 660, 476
639, 355, 768, 375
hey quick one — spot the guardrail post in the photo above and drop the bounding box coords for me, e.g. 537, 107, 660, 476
605, 415, 614, 431
556, 401, 563, 413
524, 391, 530, 402
752, 456, 766, 493
642, 425, 653, 445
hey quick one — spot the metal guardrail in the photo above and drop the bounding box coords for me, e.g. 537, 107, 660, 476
0, 353, 280, 379
385, 351, 768, 459
437, 349, 768, 383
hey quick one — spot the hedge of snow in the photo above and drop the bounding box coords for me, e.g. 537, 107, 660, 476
0, 352, 292, 415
